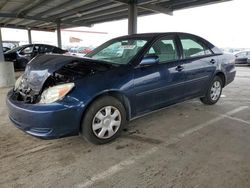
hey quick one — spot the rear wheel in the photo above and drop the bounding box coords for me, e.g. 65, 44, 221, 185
81, 96, 126, 144
200, 76, 223, 105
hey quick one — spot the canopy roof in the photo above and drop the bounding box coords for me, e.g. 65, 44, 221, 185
0, 0, 231, 31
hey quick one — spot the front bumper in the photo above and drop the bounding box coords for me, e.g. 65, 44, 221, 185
6, 90, 83, 139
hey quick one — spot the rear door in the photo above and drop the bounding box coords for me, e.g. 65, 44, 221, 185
178, 34, 217, 97
33, 45, 40, 57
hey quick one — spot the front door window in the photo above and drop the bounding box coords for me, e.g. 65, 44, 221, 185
146, 37, 179, 63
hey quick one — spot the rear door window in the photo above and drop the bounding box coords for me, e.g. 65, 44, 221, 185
53, 47, 64, 54
33, 45, 40, 53
39, 45, 54, 53
180, 37, 212, 58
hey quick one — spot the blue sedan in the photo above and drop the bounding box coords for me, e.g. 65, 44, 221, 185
7, 33, 236, 144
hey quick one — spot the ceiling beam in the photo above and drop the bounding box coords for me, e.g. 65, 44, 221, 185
25, 20, 50, 28
17, 0, 51, 17
158, 0, 231, 10
83, 9, 149, 25
84, 11, 131, 25
136, 0, 171, 3
0, 13, 90, 27
139, 3, 173, 15
0, 0, 8, 10
112, 0, 173, 15
48, 1, 112, 20
34, 0, 87, 18
64, 5, 128, 23
84, 10, 152, 26
0, 23, 54, 32
0, 0, 231, 31
2, 0, 35, 24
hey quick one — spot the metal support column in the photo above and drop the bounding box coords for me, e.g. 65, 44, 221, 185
128, 0, 138, 35
0, 28, 15, 87
0, 28, 4, 61
57, 22, 62, 48
28, 29, 32, 44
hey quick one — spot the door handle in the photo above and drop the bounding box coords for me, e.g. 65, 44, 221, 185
210, 59, 216, 64
176, 65, 184, 72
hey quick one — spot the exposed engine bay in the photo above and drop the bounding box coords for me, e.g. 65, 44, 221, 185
12, 55, 113, 103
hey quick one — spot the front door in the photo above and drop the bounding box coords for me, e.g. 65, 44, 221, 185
134, 35, 187, 115
17, 45, 34, 68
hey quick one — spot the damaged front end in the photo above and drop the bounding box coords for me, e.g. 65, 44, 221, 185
12, 54, 112, 104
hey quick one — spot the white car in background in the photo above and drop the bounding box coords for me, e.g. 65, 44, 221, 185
67, 46, 94, 57
234, 51, 250, 65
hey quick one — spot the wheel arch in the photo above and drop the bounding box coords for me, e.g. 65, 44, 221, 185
79, 90, 132, 132
215, 71, 226, 87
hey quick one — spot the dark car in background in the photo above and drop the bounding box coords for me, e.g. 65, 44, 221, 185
7, 32, 236, 144
4, 44, 67, 70
3, 47, 11, 52
234, 51, 250, 65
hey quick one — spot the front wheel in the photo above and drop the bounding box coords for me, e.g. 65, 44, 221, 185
200, 76, 223, 105
81, 96, 126, 144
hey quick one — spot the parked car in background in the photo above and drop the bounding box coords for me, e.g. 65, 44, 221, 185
4, 44, 68, 70
234, 51, 250, 65
78, 46, 93, 55
3, 47, 11, 52
7, 32, 236, 144
67, 47, 85, 57
67, 46, 94, 57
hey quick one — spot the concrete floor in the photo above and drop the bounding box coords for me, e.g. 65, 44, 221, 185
1, 66, 250, 188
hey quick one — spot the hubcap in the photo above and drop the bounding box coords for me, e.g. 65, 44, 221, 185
210, 81, 222, 101
92, 106, 121, 139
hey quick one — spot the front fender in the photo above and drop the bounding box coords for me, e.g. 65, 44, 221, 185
66, 66, 135, 121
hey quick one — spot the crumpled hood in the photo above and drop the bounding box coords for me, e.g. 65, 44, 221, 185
21, 54, 109, 93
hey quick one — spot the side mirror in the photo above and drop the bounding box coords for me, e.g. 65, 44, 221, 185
140, 55, 159, 66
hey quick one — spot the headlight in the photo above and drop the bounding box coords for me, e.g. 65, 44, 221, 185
14, 75, 23, 91
39, 83, 75, 104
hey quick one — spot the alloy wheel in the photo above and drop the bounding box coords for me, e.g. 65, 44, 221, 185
210, 81, 222, 101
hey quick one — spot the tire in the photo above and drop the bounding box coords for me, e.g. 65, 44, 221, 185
81, 96, 126, 144
200, 76, 223, 105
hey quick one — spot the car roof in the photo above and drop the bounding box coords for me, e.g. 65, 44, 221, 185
117, 32, 196, 38
18, 44, 58, 48
5, 44, 60, 53
33, 44, 58, 48
235, 50, 250, 53
111, 32, 214, 46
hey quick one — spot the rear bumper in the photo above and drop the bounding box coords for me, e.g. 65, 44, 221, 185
6, 90, 83, 139
225, 66, 236, 86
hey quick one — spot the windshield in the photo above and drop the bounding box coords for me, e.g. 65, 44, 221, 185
87, 38, 148, 65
